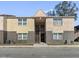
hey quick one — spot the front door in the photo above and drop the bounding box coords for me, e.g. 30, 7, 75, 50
41, 33, 45, 43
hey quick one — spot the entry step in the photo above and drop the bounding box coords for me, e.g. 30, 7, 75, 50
33, 42, 48, 47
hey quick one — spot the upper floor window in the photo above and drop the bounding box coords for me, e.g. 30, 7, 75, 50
53, 33, 63, 40
53, 17, 63, 26
18, 33, 28, 40
18, 17, 27, 26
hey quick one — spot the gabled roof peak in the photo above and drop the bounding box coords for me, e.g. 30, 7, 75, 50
34, 9, 46, 17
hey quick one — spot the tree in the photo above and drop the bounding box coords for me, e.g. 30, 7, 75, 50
55, 1, 78, 20
46, 9, 56, 16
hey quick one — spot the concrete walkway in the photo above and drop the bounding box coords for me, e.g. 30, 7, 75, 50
0, 45, 79, 48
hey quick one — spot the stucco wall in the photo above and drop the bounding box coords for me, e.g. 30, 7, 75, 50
17, 18, 35, 33
46, 17, 74, 32
6, 18, 35, 33
0, 16, 4, 30
7, 19, 17, 31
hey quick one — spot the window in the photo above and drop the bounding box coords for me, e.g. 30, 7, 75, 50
23, 18, 27, 25
23, 33, 28, 40
18, 18, 22, 25
18, 17, 27, 26
18, 33, 22, 40
53, 33, 57, 39
18, 33, 28, 40
53, 17, 63, 25
53, 33, 63, 40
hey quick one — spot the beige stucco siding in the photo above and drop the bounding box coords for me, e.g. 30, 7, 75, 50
6, 17, 74, 33
0, 16, 4, 30
17, 18, 35, 33
7, 18, 35, 33
46, 17, 74, 33
63, 18, 74, 31
7, 19, 17, 31
46, 18, 63, 33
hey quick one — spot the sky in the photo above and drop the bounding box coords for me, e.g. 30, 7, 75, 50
0, 1, 79, 26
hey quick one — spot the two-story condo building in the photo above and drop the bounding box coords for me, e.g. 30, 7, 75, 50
0, 9, 74, 45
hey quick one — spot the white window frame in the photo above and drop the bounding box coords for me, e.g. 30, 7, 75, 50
23, 33, 28, 40
18, 17, 27, 26
22, 18, 27, 26
53, 33, 63, 40
18, 18, 22, 25
18, 33, 22, 40
18, 33, 28, 40
53, 17, 63, 26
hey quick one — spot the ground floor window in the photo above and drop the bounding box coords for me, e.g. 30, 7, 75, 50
53, 33, 63, 40
18, 33, 28, 40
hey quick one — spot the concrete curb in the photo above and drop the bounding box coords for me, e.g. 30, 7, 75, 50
0, 45, 79, 48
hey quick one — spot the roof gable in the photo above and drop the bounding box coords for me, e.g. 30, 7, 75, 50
34, 9, 46, 17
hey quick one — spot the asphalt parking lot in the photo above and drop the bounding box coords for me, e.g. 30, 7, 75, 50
0, 47, 79, 58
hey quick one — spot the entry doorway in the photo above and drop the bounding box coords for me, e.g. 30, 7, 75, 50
35, 17, 46, 44
41, 33, 46, 43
